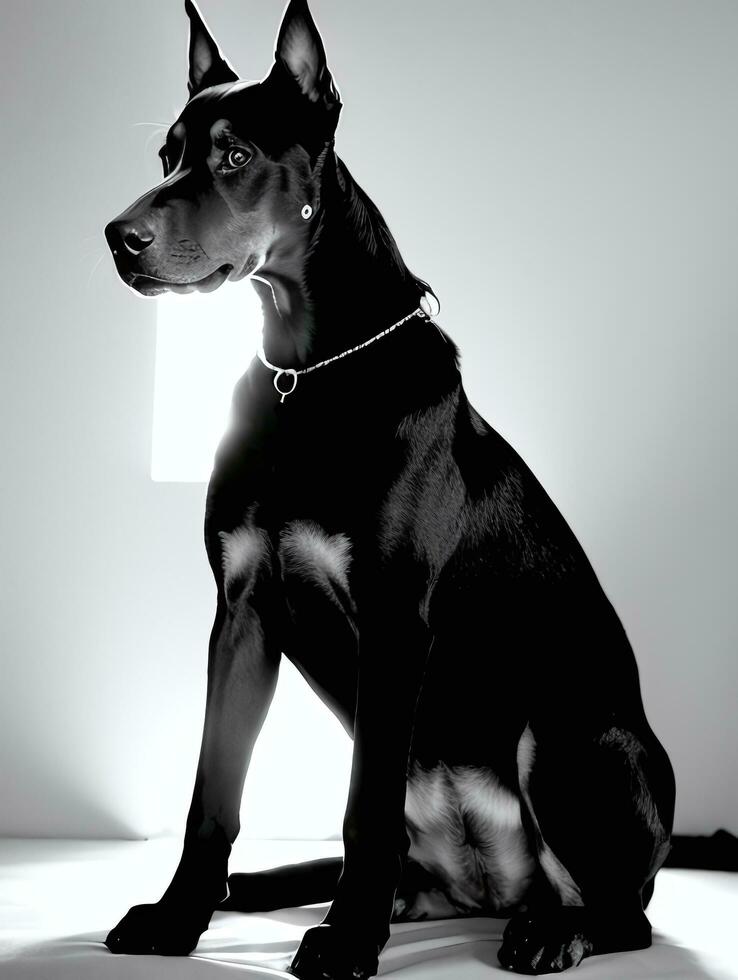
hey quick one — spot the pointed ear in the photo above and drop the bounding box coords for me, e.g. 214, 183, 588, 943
185, 0, 238, 98
274, 0, 340, 106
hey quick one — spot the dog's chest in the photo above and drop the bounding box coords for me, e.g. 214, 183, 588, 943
218, 517, 355, 613
277, 520, 355, 611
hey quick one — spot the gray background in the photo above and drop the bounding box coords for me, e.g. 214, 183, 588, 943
1, 0, 736, 839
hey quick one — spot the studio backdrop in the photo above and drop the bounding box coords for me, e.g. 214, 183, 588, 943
1, 0, 736, 841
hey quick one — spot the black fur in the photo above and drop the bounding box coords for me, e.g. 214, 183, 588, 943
103, 2, 675, 976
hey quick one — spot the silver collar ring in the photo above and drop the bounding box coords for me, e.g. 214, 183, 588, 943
256, 302, 435, 404
273, 368, 298, 403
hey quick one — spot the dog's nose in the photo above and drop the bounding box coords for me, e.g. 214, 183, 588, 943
122, 227, 154, 255
105, 220, 155, 257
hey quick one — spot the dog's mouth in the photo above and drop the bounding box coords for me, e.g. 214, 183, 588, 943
125, 264, 234, 297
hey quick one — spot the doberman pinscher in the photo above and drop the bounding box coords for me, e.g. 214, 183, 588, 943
103, 1, 676, 975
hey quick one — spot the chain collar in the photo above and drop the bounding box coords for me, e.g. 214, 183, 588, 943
257, 306, 429, 403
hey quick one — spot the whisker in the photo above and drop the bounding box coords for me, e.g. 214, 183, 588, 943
145, 130, 167, 154
133, 121, 170, 155
86, 252, 106, 290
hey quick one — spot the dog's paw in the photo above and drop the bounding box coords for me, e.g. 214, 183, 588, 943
288, 924, 379, 980
498, 907, 594, 975
105, 901, 211, 956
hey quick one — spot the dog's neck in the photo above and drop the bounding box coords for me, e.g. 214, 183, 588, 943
251, 152, 422, 371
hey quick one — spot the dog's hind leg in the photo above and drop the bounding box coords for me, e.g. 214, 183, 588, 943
499, 720, 675, 975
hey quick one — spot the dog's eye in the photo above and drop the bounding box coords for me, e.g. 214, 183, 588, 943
223, 147, 251, 171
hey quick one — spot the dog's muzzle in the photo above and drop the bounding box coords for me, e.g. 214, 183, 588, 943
104, 218, 233, 296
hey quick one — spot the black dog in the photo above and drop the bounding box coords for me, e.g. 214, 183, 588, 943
104, 1, 676, 975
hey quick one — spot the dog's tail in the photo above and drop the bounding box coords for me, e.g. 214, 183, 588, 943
221, 857, 342, 913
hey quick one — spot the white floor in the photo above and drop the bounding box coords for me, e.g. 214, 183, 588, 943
0, 837, 735, 979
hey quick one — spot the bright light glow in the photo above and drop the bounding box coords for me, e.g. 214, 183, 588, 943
152, 283, 262, 482
152, 284, 353, 840
242, 658, 352, 840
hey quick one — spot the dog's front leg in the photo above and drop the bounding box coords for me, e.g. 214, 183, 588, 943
106, 595, 280, 956
290, 611, 430, 980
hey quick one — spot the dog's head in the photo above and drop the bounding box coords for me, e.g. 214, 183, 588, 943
105, 0, 341, 296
